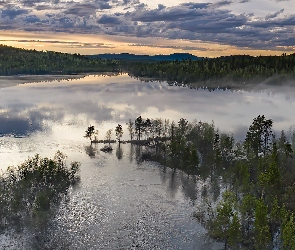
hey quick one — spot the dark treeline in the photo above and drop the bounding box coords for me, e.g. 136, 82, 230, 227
0, 45, 119, 75
86, 115, 295, 249
2, 45, 295, 87
123, 54, 295, 86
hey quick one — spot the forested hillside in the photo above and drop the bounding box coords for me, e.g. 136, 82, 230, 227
124, 54, 295, 85
0, 45, 119, 75
1, 44, 295, 85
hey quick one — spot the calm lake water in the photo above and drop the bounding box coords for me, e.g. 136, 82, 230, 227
1, 74, 295, 249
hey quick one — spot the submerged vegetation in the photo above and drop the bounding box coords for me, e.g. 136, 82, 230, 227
85, 115, 295, 249
0, 152, 80, 234
3, 44, 295, 248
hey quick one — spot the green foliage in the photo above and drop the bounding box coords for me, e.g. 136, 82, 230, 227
228, 213, 242, 248
3, 44, 295, 85
270, 197, 281, 227
0, 152, 80, 232
254, 199, 271, 249
84, 115, 295, 249
245, 115, 273, 159
210, 191, 241, 249
282, 211, 295, 250
259, 157, 280, 190
240, 194, 256, 242
0, 44, 119, 75
123, 54, 295, 86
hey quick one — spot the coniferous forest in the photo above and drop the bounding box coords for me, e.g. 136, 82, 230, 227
1, 45, 295, 88
123, 53, 295, 87
0, 45, 119, 75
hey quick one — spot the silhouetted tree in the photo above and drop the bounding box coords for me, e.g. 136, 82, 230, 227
115, 124, 123, 144
84, 125, 95, 143
135, 116, 144, 141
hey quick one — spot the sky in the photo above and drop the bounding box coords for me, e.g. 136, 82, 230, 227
0, 0, 295, 57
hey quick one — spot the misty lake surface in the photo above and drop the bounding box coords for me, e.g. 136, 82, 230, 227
1, 74, 295, 249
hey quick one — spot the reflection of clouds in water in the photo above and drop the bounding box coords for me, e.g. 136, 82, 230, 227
0, 113, 43, 136
232, 125, 248, 142
1, 74, 295, 138
0, 105, 57, 136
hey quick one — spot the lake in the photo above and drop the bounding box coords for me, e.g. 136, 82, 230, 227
1, 74, 295, 249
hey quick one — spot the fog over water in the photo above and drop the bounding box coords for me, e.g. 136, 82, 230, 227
1, 74, 295, 249
1, 73, 295, 172
1, 74, 295, 150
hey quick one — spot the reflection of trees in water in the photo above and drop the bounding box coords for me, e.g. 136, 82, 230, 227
135, 145, 143, 164
166, 169, 199, 202
180, 174, 198, 203
84, 144, 99, 158
129, 144, 135, 163
166, 168, 178, 199
116, 144, 123, 160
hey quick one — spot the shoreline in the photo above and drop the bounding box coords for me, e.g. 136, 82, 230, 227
1, 72, 295, 92
0, 72, 121, 89
0, 74, 89, 89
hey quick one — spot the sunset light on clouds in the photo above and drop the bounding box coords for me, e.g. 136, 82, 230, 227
0, 0, 295, 57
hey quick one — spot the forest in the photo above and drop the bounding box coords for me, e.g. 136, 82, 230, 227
0, 45, 119, 75
123, 53, 295, 87
1, 45, 295, 88
86, 115, 295, 249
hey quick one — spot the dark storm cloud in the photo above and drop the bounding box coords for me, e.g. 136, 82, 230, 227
129, 43, 223, 51
0, 39, 115, 48
0, 0, 294, 51
97, 14, 122, 24
167, 12, 248, 33
129, 5, 210, 22
64, 3, 110, 17
120, 2, 294, 50
251, 15, 295, 28
0, 8, 30, 19
180, 2, 210, 9
24, 15, 41, 23
210, 0, 233, 8
265, 8, 284, 20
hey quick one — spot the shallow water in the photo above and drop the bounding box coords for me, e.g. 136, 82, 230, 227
41, 145, 218, 249
1, 74, 295, 249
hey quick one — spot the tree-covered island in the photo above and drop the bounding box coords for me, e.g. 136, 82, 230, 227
85, 115, 295, 249
0, 152, 80, 245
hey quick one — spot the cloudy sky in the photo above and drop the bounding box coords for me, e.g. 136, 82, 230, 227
0, 0, 295, 56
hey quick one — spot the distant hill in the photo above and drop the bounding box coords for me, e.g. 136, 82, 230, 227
89, 53, 203, 61
0, 44, 119, 75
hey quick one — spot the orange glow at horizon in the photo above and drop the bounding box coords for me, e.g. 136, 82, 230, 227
0, 30, 293, 57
